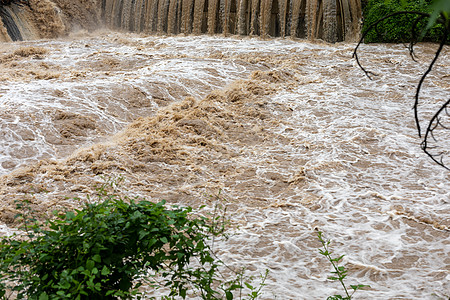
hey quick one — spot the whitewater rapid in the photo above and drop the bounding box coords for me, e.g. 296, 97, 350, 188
0, 33, 449, 299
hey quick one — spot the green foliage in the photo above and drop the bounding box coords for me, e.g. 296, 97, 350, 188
426, 0, 450, 32
0, 184, 267, 299
317, 231, 370, 300
363, 0, 446, 43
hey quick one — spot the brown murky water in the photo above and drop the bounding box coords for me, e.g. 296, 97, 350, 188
0, 32, 449, 299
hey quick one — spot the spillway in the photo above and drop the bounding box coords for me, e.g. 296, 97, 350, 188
0, 0, 65, 42
102, 0, 362, 42
0, 0, 362, 42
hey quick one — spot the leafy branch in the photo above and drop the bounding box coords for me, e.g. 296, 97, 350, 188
317, 231, 369, 300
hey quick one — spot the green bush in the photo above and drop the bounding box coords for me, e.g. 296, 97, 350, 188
0, 186, 266, 299
363, 0, 445, 43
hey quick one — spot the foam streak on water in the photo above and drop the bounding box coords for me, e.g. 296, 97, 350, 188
0, 33, 449, 299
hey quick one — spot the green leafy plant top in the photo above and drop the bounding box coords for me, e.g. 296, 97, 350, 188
0, 185, 267, 300
317, 231, 370, 300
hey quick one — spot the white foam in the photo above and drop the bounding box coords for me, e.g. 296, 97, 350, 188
0, 34, 449, 298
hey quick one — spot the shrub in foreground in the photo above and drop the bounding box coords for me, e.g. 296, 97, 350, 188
0, 187, 265, 299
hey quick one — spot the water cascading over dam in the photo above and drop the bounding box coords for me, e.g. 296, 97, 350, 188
0, 0, 66, 42
0, 0, 98, 42
0, 0, 362, 43
102, 0, 362, 42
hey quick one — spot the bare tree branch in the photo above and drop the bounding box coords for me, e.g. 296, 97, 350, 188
413, 27, 448, 137
422, 99, 450, 170
353, 10, 450, 169
352, 11, 431, 80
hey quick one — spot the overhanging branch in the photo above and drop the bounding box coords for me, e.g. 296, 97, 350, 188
353, 10, 449, 169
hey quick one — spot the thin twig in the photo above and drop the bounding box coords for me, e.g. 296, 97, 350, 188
353, 11, 431, 80
414, 26, 448, 137
422, 98, 450, 170
354, 10, 449, 170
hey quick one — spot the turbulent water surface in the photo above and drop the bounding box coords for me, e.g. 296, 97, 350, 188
0, 32, 449, 299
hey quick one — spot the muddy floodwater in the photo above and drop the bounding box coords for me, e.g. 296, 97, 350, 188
0, 32, 449, 299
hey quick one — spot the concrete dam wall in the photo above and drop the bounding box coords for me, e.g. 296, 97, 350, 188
0, 0, 361, 42
102, 0, 362, 42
